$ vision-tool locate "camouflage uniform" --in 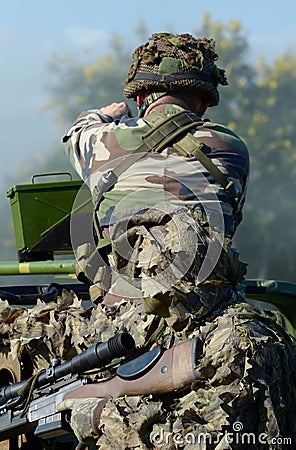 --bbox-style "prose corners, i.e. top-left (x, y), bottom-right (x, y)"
top-left (0, 34), bottom-right (294, 450)
top-left (63, 104), bottom-right (249, 240)
top-left (60, 33), bottom-right (296, 448)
